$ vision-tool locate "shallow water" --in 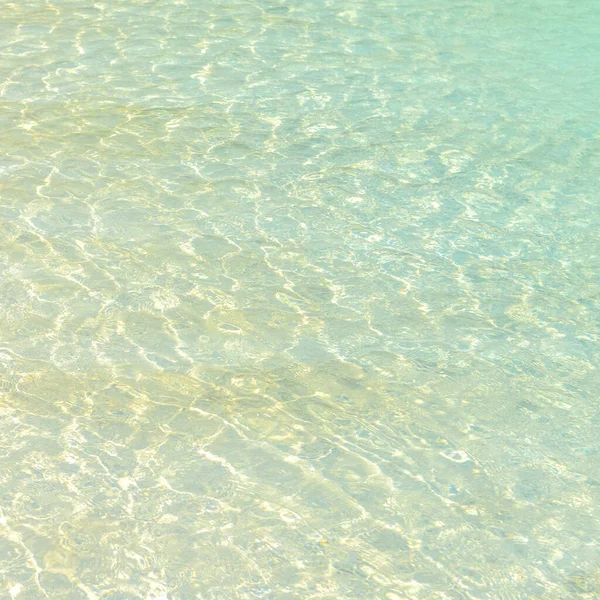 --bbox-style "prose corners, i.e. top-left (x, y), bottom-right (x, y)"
top-left (1, 0), bottom-right (600, 597)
